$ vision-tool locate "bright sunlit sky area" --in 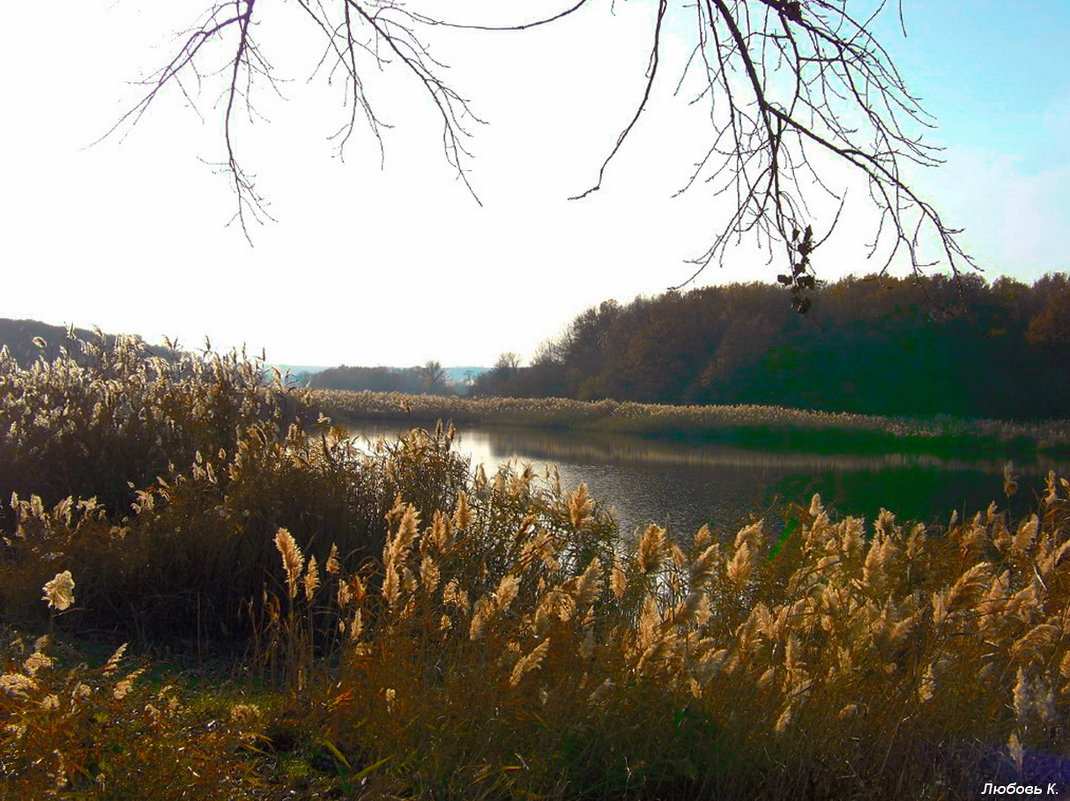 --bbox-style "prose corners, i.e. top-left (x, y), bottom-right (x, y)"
top-left (1, 0), bottom-right (1068, 367)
